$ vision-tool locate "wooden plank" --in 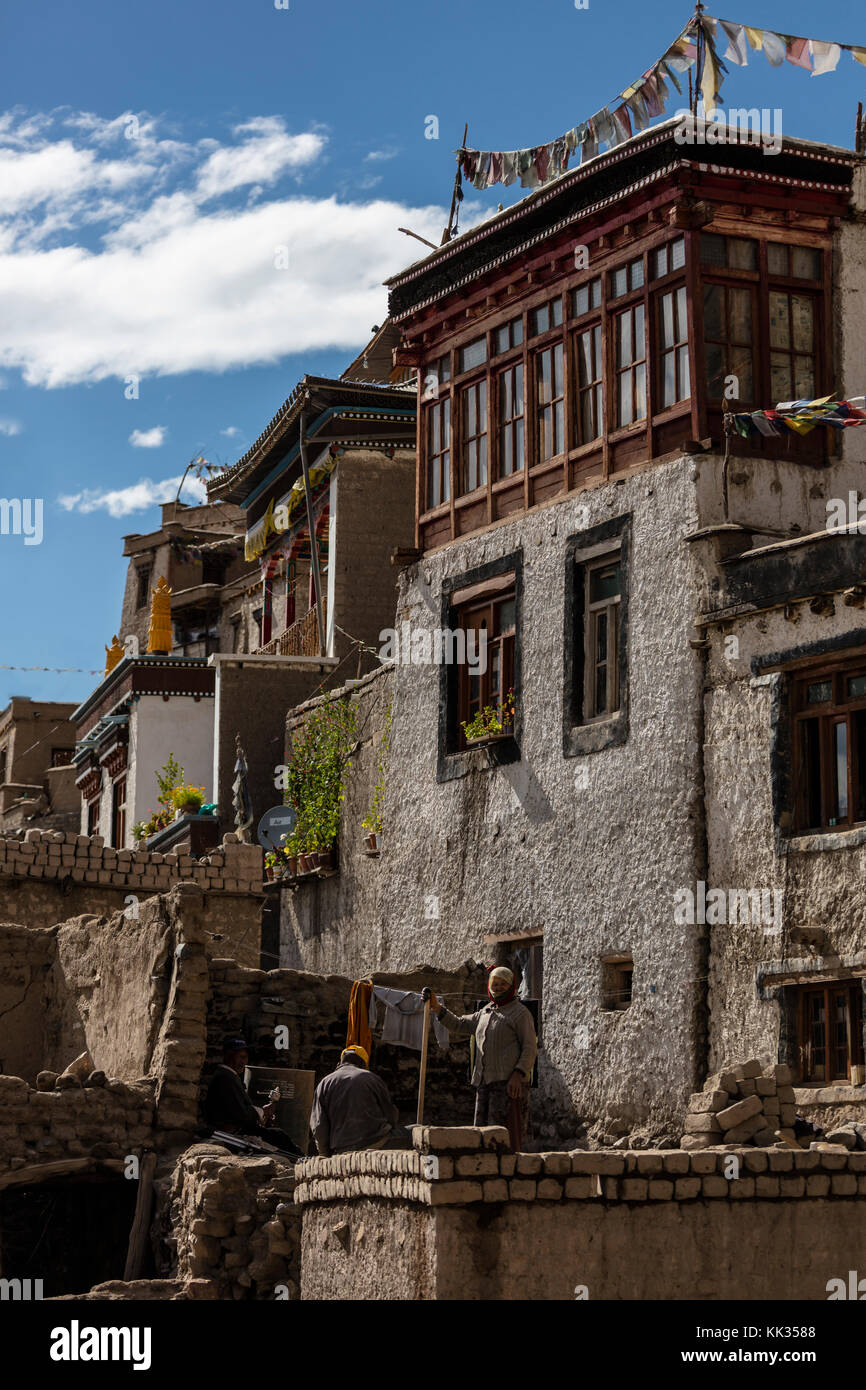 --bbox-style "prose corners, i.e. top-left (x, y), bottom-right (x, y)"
top-left (123, 1151), bottom-right (158, 1281)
